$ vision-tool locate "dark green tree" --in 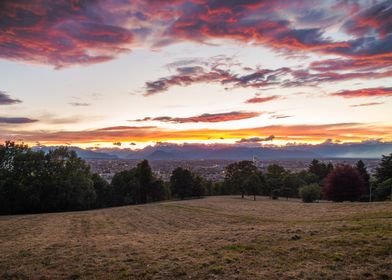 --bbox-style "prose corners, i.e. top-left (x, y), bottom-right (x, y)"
top-left (244, 173), bottom-right (262, 200)
top-left (136, 160), bottom-right (153, 203)
top-left (148, 179), bottom-right (166, 202)
top-left (373, 178), bottom-right (392, 201)
top-left (170, 167), bottom-right (194, 199)
top-left (265, 164), bottom-right (286, 199)
top-left (375, 153), bottom-right (392, 183)
top-left (111, 169), bottom-right (140, 205)
top-left (282, 172), bottom-right (305, 200)
top-left (308, 159), bottom-right (333, 183)
top-left (224, 161), bottom-right (258, 198)
top-left (92, 173), bottom-right (113, 208)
